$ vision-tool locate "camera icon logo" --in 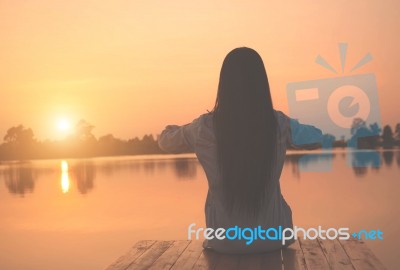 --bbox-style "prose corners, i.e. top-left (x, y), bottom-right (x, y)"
top-left (286, 43), bottom-right (381, 172)
top-left (327, 84), bottom-right (370, 129)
